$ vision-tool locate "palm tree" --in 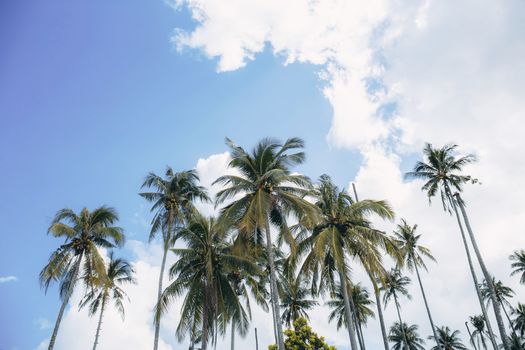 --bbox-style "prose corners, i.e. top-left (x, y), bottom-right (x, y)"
top-left (382, 268), bottom-right (412, 348)
top-left (470, 315), bottom-right (491, 350)
top-left (280, 274), bottom-right (318, 328)
top-left (140, 167), bottom-right (209, 350)
top-left (511, 303), bottom-right (525, 337)
top-left (481, 278), bottom-right (515, 329)
top-left (298, 174), bottom-right (394, 350)
top-left (213, 137), bottom-right (318, 350)
top-left (510, 251), bottom-right (525, 284)
top-left (155, 213), bottom-right (259, 350)
top-left (40, 206), bottom-right (124, 350)
top-left (80, 252), bottom-right (136, 350)
top-left (500, 334), bottom-right (525, 350)
top-left (393, 219), bottom-right (440, 348)
top-left (429, 326), bottom-right (467, 350)
top-left (406, 143), bottom-right (503, 350)
top-left (388, 322), bottom-right (425, 350)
